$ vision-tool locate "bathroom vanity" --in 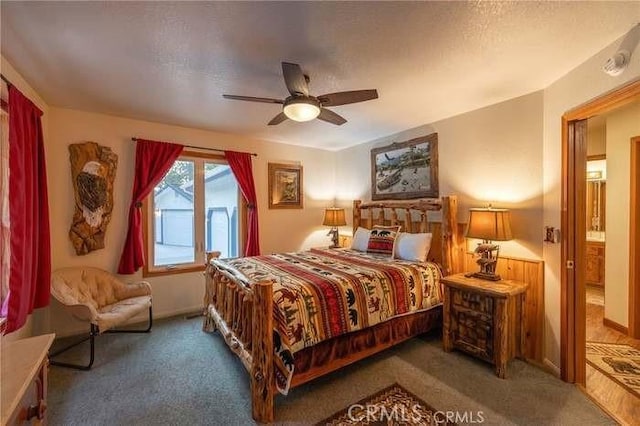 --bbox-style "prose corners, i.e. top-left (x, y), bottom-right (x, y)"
top-left (586, 159), bottom-right (606, 287)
